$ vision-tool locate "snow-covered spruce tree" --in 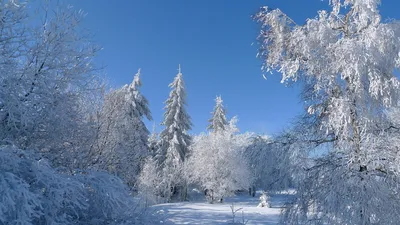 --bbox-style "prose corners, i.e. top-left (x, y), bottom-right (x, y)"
top-left (255, 1), bottom-right (400, 224)
top-left (187, 117), bottom-right (253, 203)
top-left (207, 96), bottom-right (228, 133)
top-left (96, 69), bottom-right (152, 187)
top-left (158, 65), bottom-right (192, 201)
